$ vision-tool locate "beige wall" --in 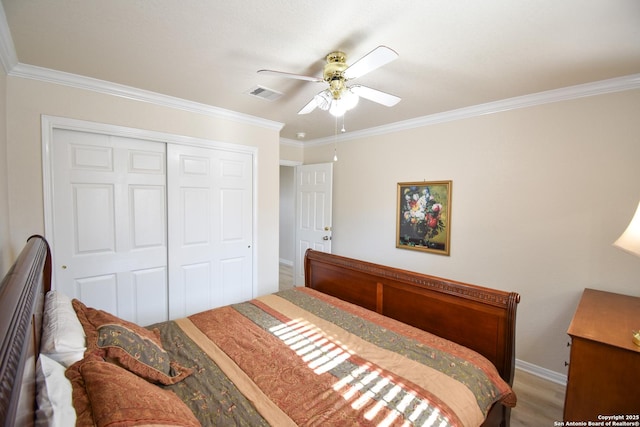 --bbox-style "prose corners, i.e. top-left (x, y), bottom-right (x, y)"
top-left (0, 66), bottom-right (10, 277)
top-left (304, 89), bottom-right (640, 376)
top-left (5, 76), bottom-right (281, 297)
top-left (5, 68), bottom-right (639, 377)
top-left (279, 166), bottom-right (295, 264)
top-left (279, 140), bottom-right (304, 164)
